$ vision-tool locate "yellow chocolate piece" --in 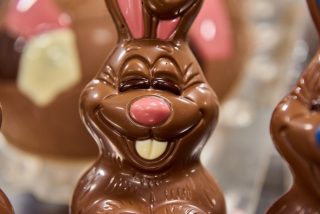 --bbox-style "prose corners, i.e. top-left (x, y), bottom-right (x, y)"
top-left (18, 29), bottom-right (81, 106)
